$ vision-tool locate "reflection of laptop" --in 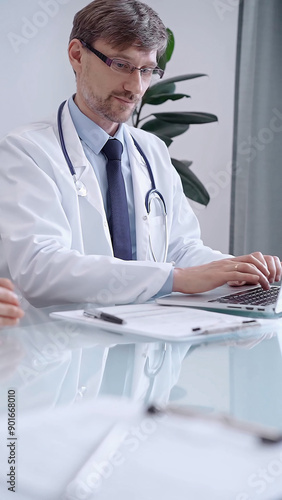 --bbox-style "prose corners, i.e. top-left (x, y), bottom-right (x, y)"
top-left (156, 284), bottom-right (282, 317)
